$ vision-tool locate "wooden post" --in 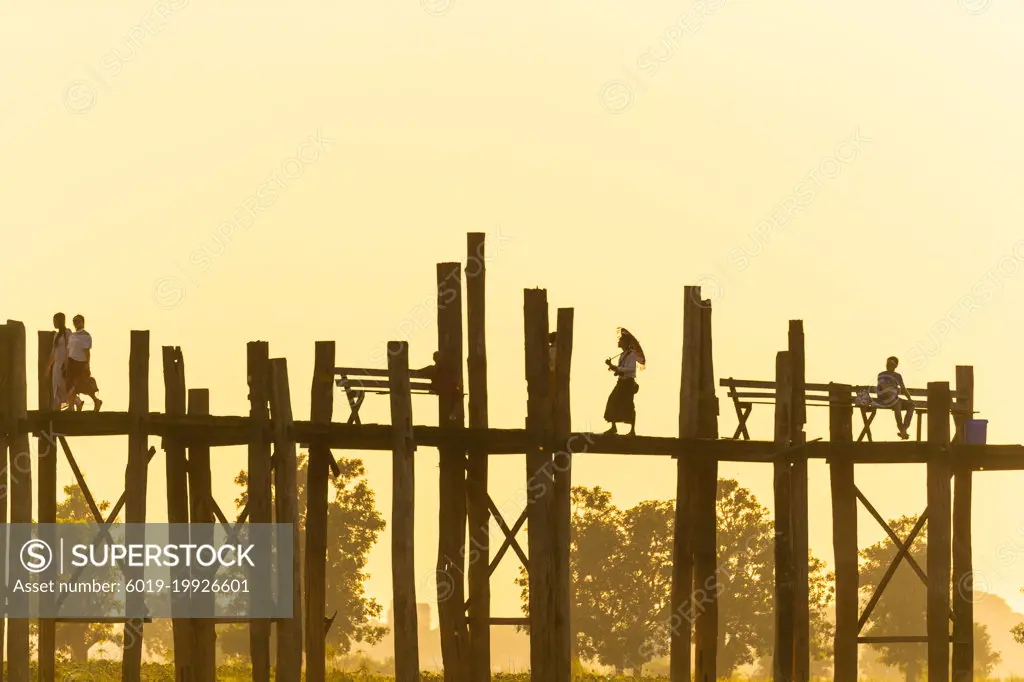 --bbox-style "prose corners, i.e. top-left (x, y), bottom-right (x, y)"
top-left (388, 341), bottom-right (420, 682)
top-left (927, 382), bottom-right (952, 682)
top-left (671, 287), bottom-right (700, 682)
top-left (829, 383), bottom-right (857, 682)
top-left (789, 321), bottom-right (810, 682)
top-left (0, 324), bottom-right (8, 682)
top-left (188, 388), bottom-right (216, 682)
top-left (951, 366), bottom-right (974, 682)
top-left (306, 341), bottom-right (335, 682)
top-left (773, 349), bottom-right (795, 682)
top-left (270, 359), bottom-right (303, 682)
top-left (693, 301), bottom-right (718, 682)
top-left (122, 330), bottom-right (150, 682)
top-left (4, 322), bottom-right (30, 682)
top-left (37, 331), bottom-right (57, 682)
top-left (524, 288), bottom-right (554, 682)
top-left (163, 346), bottom-right (193, 682)
top-left (552, 307), bottom-right (574, 682)
top-left (247, 341), bottom-right (272, 682)
top-left (436, 262), bottom-right (469, 681)
top-left (465, 232), bottom-right (491, 682)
